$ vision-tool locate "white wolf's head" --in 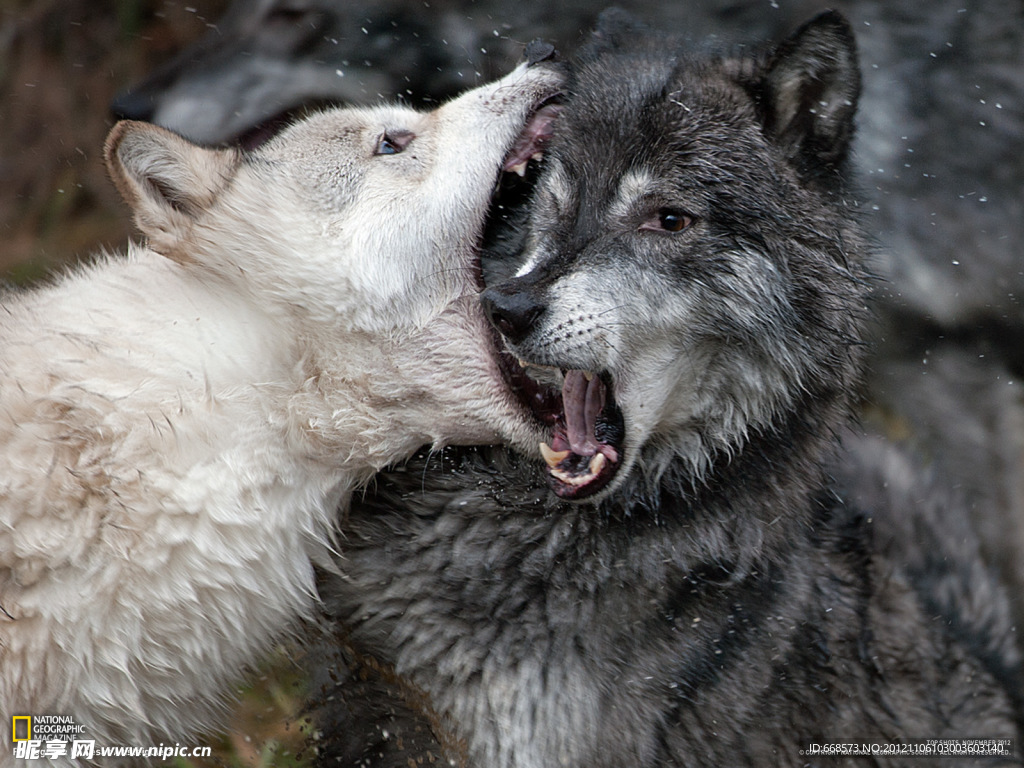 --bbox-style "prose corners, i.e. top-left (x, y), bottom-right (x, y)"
top-left (105, 57), bottom-right (563, 456)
